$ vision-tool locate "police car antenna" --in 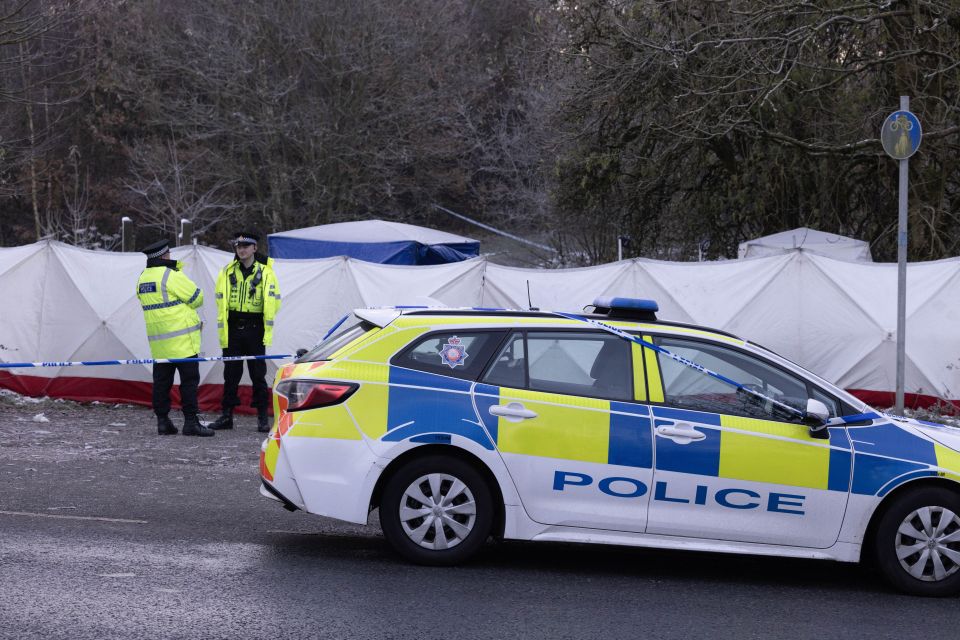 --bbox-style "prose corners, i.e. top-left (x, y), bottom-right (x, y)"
top-left (526, 280), bottom-right (538, 311)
